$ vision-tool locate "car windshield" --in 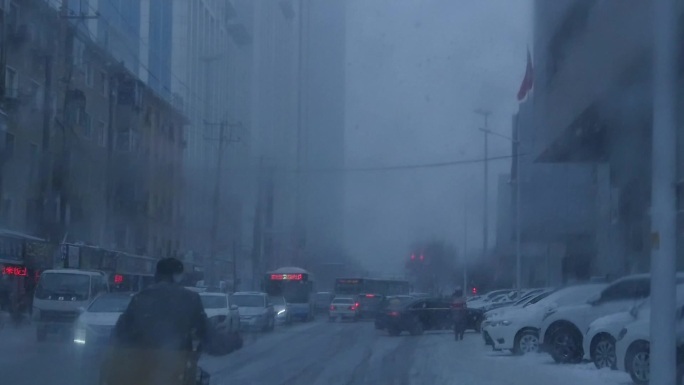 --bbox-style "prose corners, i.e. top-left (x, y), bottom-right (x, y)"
top-left (35, 273), bottom-right (90, 300)
top-left (201, 295), bottom-right (227, 309)
top-left (7, 2), bottom-right (675, 385)
top-left (332, 298), bottom-right (354, 304)
top-left (232, 295), bottom-right (265, 308)
top-left (88, 295), bottom-right (132, 313)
